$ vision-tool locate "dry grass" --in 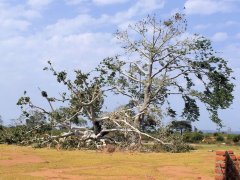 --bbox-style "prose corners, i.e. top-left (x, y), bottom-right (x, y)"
top-left (0, 144), bottom-right (240, 179)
